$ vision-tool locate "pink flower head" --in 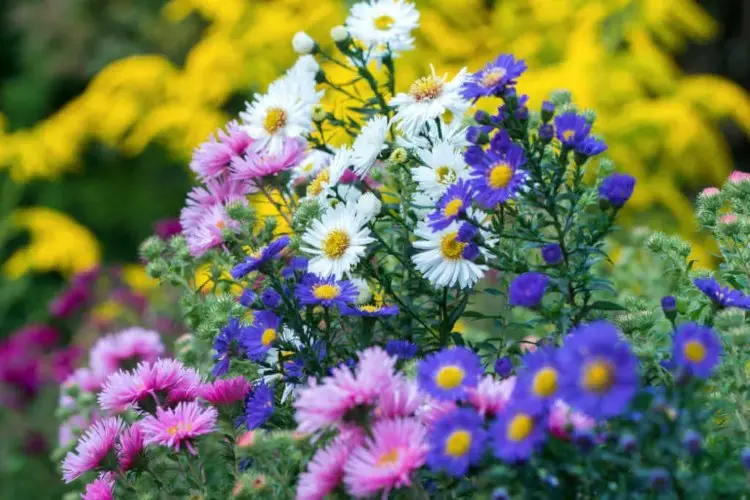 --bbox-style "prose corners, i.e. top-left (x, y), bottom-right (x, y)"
top-left (720, 213), bottom-right (738, 225)
top-left (343, 418), bottom-right (428, 497)
top-left (11, 324), bottom-right (60, 350)
top-left (231, 137), bottom-right (307, 180)
top-left (374, 377), bottom-right (423, 420)
top-left (165, 365), bottom-right (203, 406)
top-left (61, 417), bottom-right (124, 482)
top-left (50, 347), bottom-right (82, 383)
top-left (90, 328), bottom-right (165, 377)
top-left (153, 218), bottom-right (182, 240)
top-left (98, 359), bottom-right (193, 413)
top-left (467, 375), bottom-right (516, 418)
top-left (237, 430), bottom-right (257, 448)
top-left (65, 367), bottom-right (105, 394)
top-left (547, 399), bottom-right (596, 440)
top-left (699, 187), bottom-right (720, 198)
top-left (728, 170), bottom-right (750, 184)
top-left (49, 285), bottom-right (89, 318)
top-left (82, 472), bottom-right (115, 500)
top-left (141, 401), bottom-right (218, 454)
top-left (117, 423), bottom-right (145, 471)
top-left (198, 376), bottom-right (251, 406)
top-left (191, 121), bottom-right (253, 179)
top-left (415, 398), bottom-right (457, 428)
top-left (297, 429), bottom-right (365, 500)
top-left (182, 203), bottom-right (242, 257)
